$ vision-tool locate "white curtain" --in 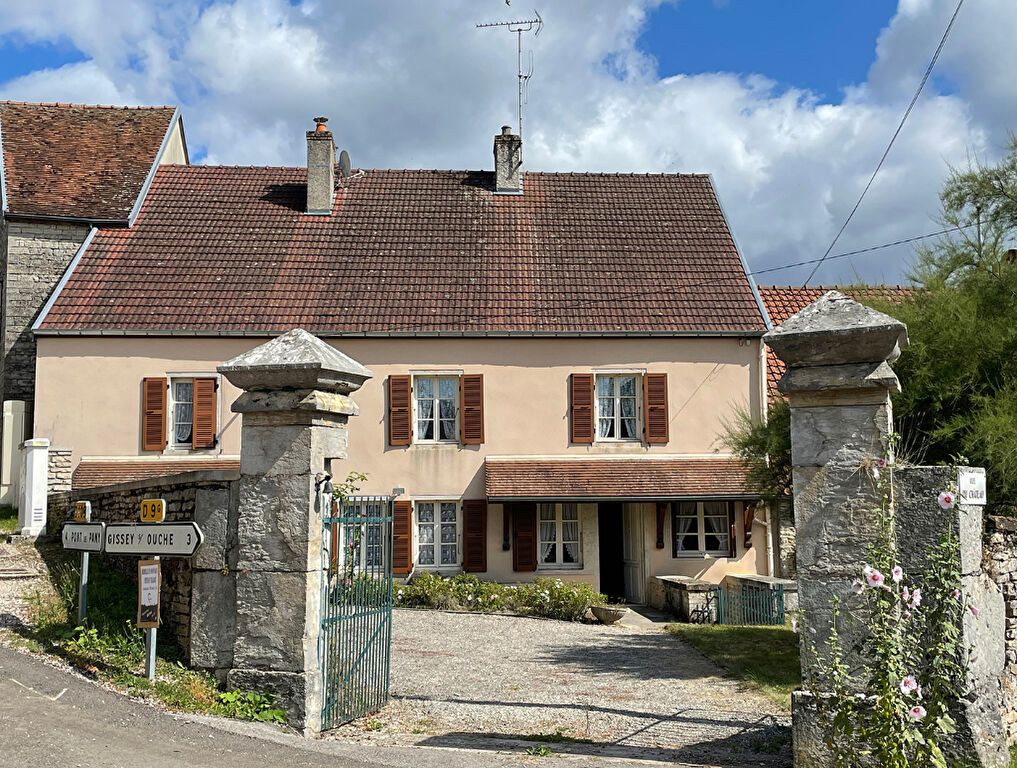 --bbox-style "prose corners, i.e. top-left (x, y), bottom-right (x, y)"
top-left (173, 381), bottom-right (193, 444)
